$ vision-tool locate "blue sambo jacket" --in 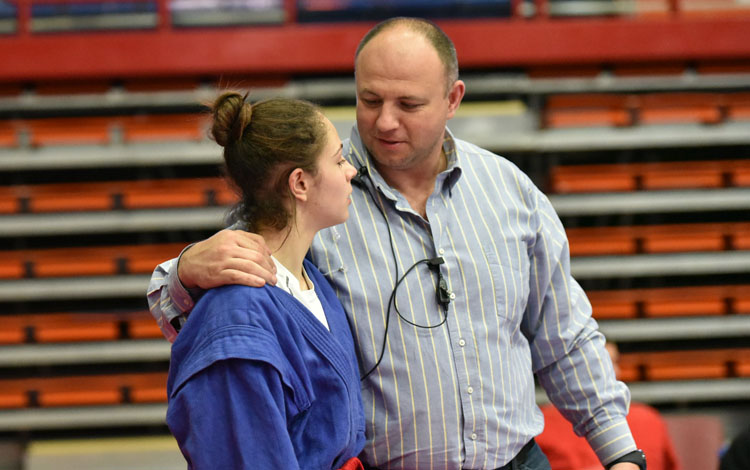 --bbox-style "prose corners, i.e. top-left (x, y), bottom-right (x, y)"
top-left (166, 259), bottom-right (366, 469)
